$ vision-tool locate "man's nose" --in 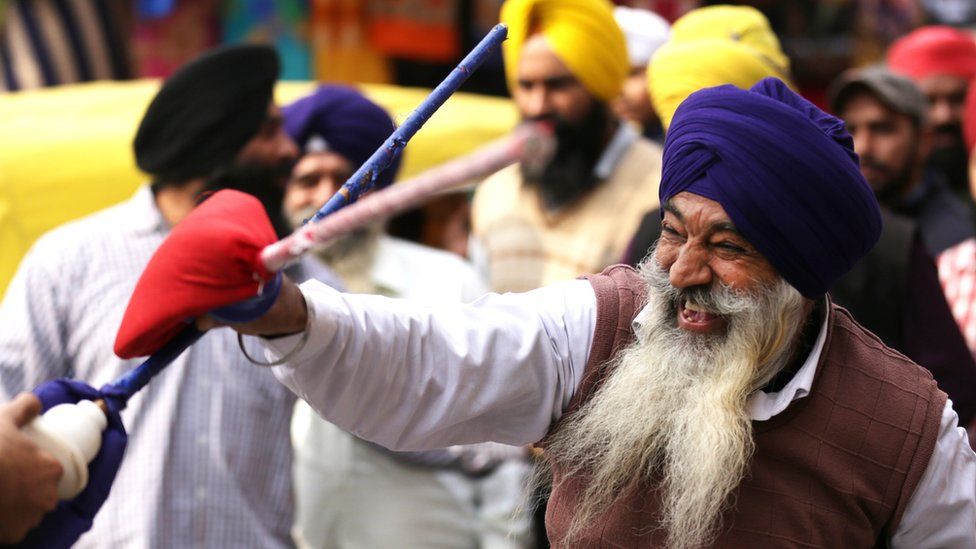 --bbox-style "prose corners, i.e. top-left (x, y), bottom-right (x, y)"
top-left (668, 245), bottom-right (713, 289)
top-left (522, 86), bottom-right (553, 120)
top-left (929, 99), bottom-right (954, 127)
top-left (851, 130), bottom-right (871, 158)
